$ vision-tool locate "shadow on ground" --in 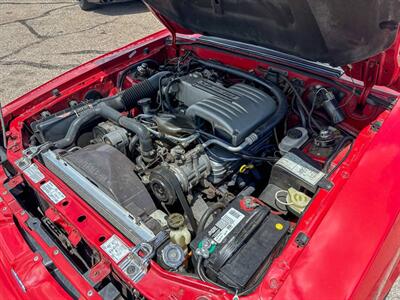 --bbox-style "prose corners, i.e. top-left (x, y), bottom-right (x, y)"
top-left (91, 1), bottom-right (147, 16)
